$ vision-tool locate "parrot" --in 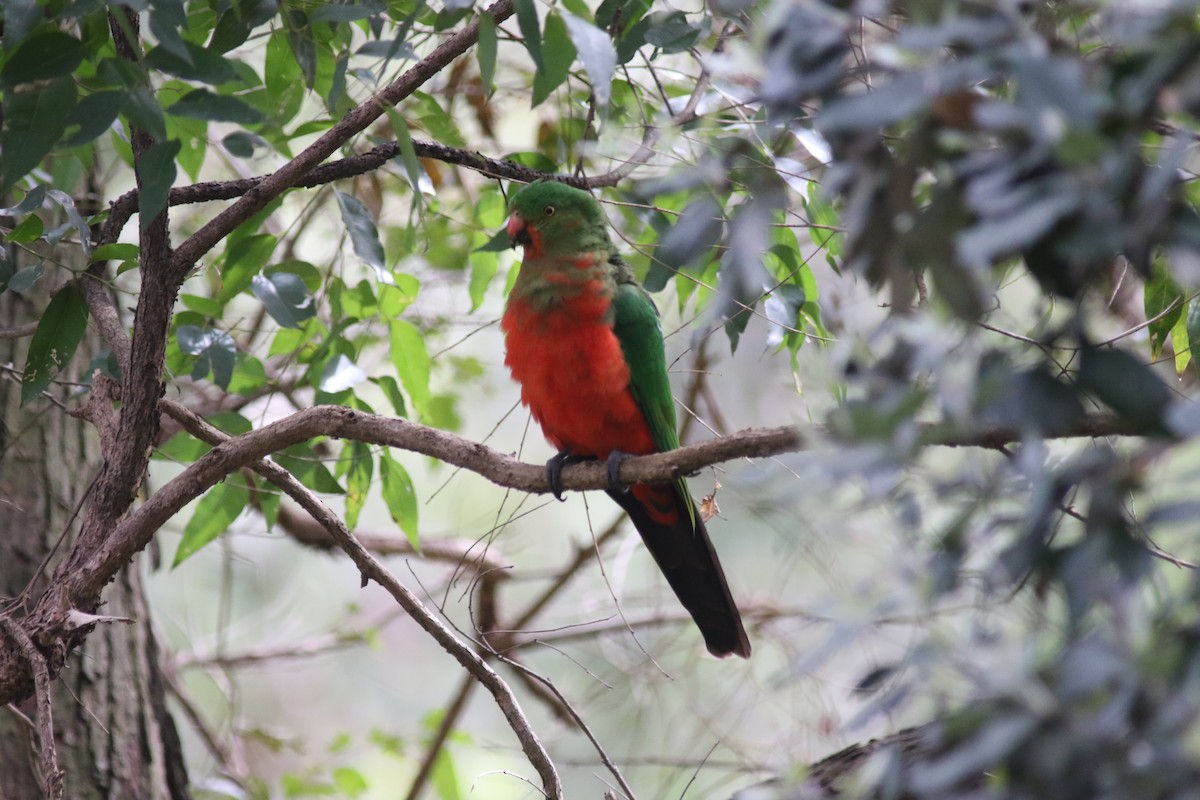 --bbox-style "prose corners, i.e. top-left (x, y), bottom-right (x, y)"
top-left (500, 180), bottom-right (751, 659)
